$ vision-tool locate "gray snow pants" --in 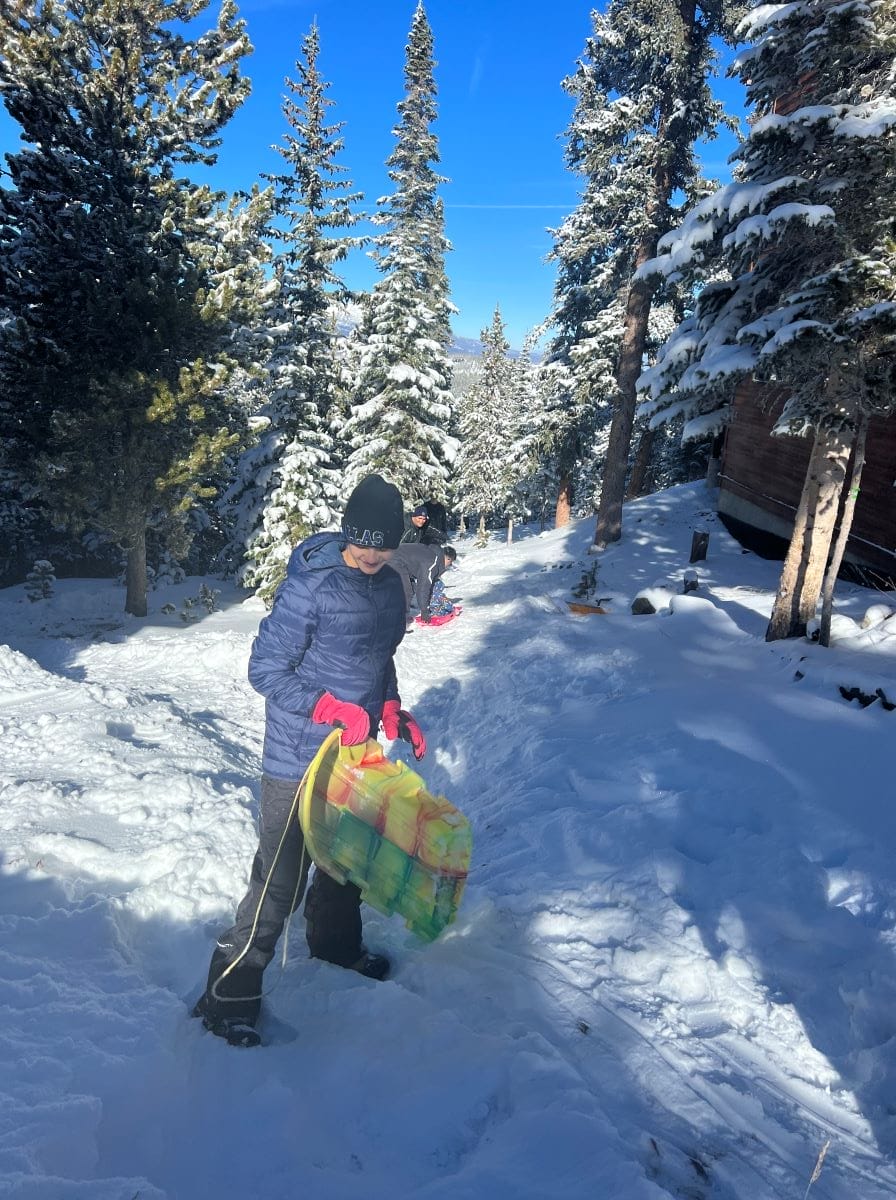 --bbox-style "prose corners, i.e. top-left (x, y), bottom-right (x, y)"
top-left (201, 774), bottom-right (363, 1025)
